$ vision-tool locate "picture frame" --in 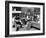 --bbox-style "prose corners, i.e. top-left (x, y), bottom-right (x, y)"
top-left (5, 1), bottom-right (45, 37)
